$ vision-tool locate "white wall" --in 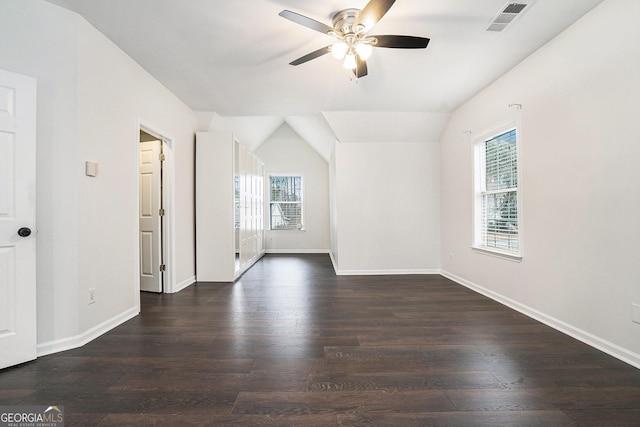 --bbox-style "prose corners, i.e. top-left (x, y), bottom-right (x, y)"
top-left (75, 17), bottom-right (197, 331)
top-left (440, 0), bottom-right (640, 366)
top-left (0, 0), bottom-right (198, 353)
top-left (333, 142), bottom-right (441, 274)
top-left (256, 124), bottom-right (330, 252)
top-left (1, 0), bottom-right (82, 345)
